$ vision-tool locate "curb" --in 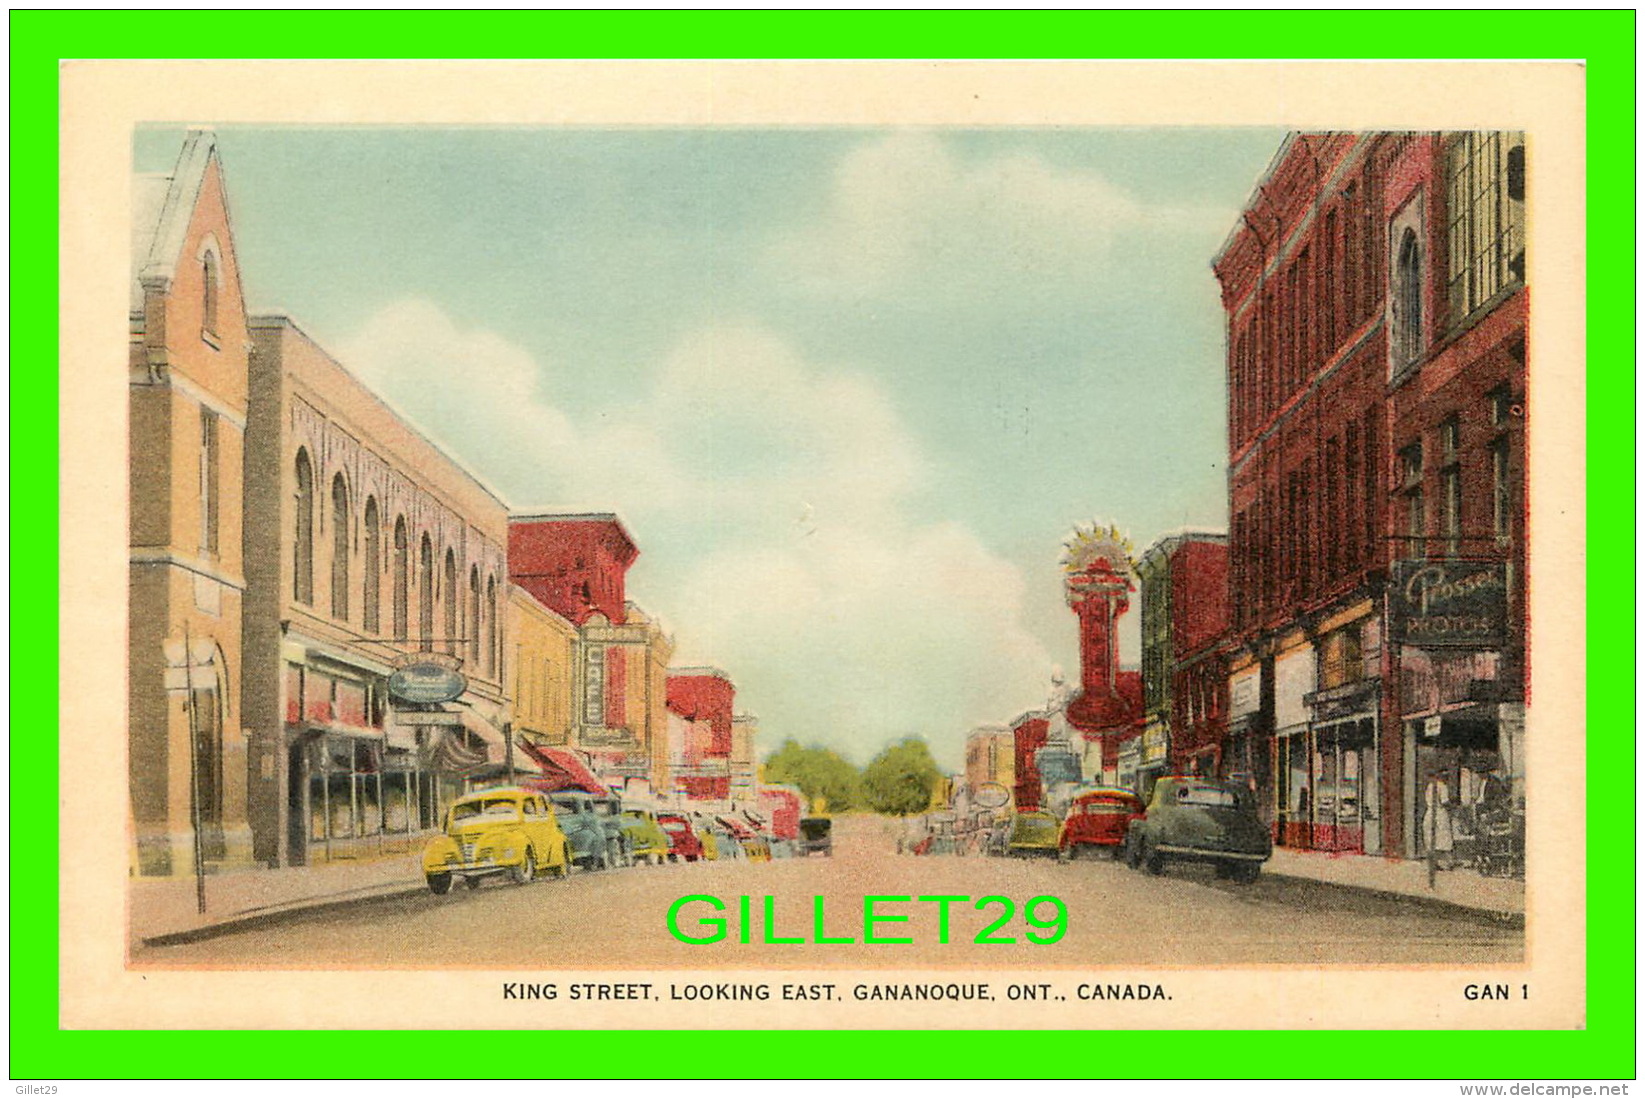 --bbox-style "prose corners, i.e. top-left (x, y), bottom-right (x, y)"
top-left (139, 879), bottom-right (429, 948)
top-left (1259, 867), bottom-right (1525, 926)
